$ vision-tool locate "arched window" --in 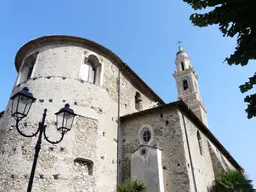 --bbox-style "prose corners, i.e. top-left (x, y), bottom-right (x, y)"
top-left (79, 54), bottom-right (101, 85)
top-left (18, 52), bottom-right (38, 84)
top-left (183, 80), bottom-right (188, 90)
top-left (135, 92), bottom-right (143, 111)
top-left (197, 131), bottom-right (203, 155)
top-left (181, 62), bottom-right (185, 71)
top-left (87, 59), bottom-right (97, 84)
